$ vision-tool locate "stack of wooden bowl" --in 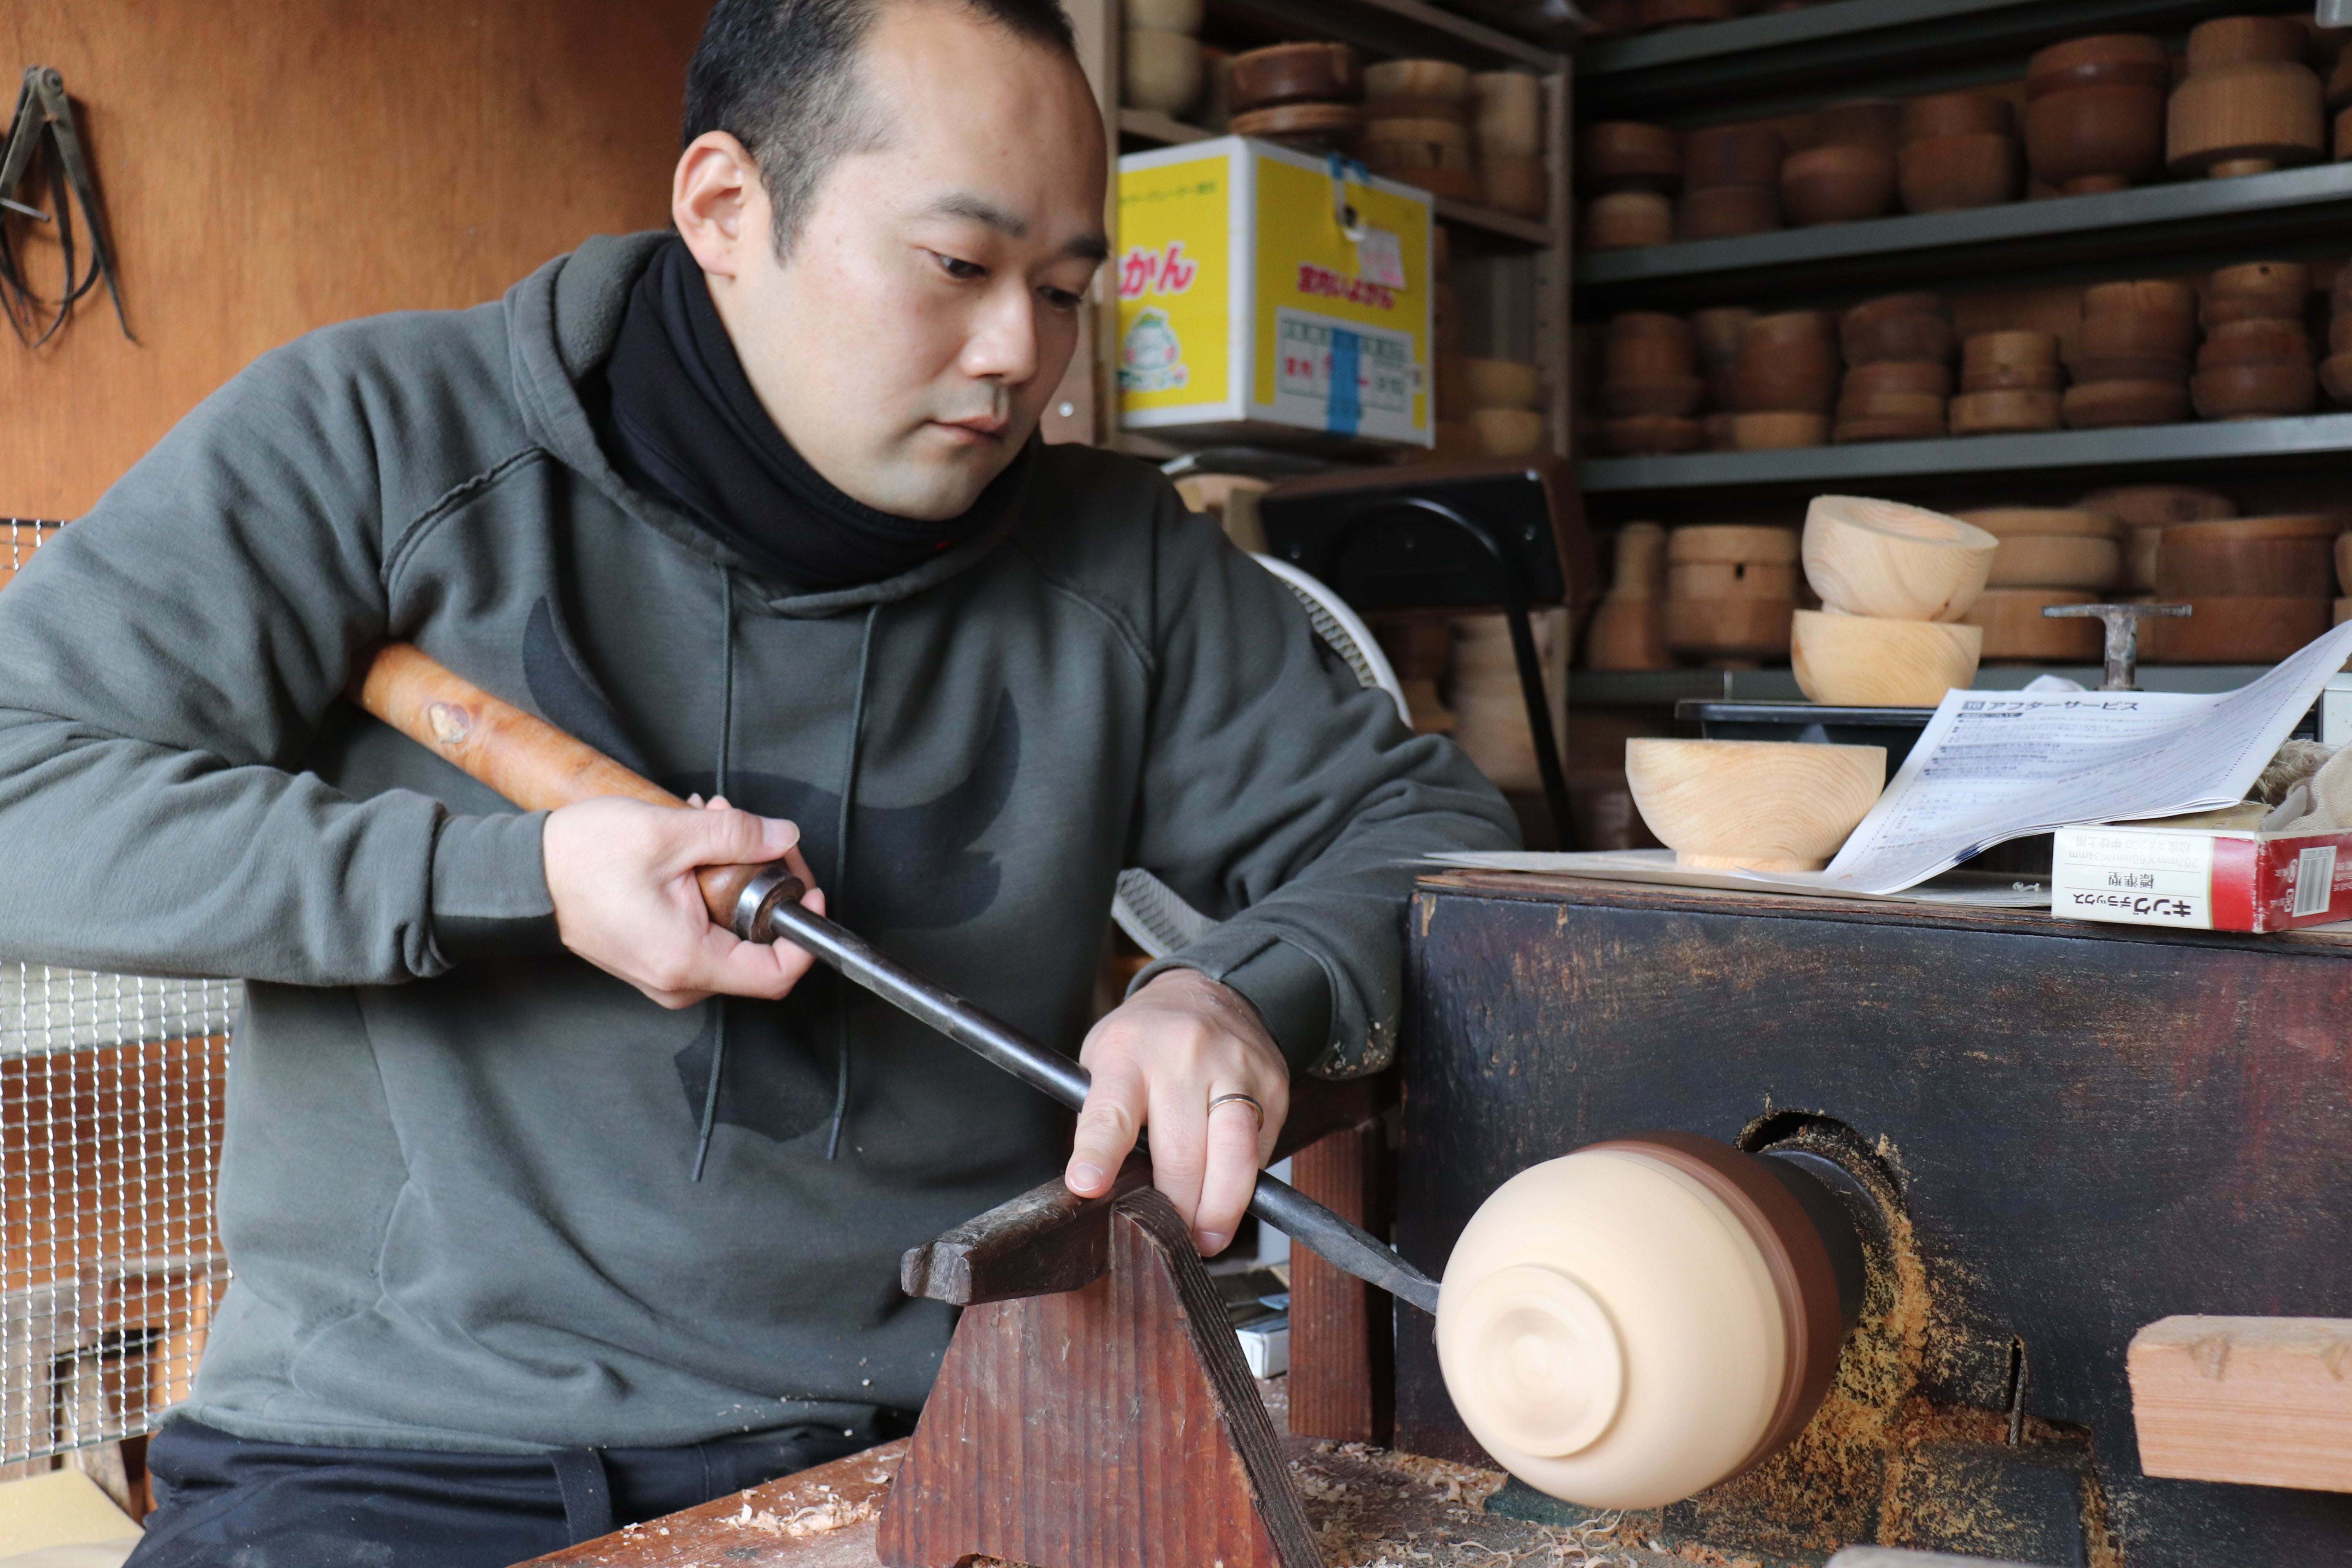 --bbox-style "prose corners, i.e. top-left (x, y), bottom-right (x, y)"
top-left (1728, 311), bottom-right (1836, 449)
top-left (1898, 91), bottom-right (2018, 214)
top-left (1781, 100), bottom-right (1900, 226)
top-left (1794, 497), bottom-right (1995, 704)
top-left (2078, 483), bottom-right (2237, 593)
top-left (1464, 357), bottom-right (1545, 456)
top-left (1664, 524), bottom-right (1801, 667)
top-left (2167, 16), bottom-right (2324, 180)
top-left (1229, 42), bottom-right (1364, 151)
top-left (1472, 71), bottom-right (1546, 218)
top-left (1448, 607), bottom-right (1569, 790)
top-left (2193, 261), bottom-right (2316, 421)
top-left (2322, 264), bottom-right (2352, 405)
top-left (2063, 279), bottom-right (2197, 428)
top-left (2024, 33), bottom-right (2169, 196)
top-left (1953, 331), bottom-right (2064, 434)
top-left (1599, 312), bottom-right (1704, 456)
top-left (1835, 292), bottom-right (1952, 443)
top-left (1679, 125), bottom-right (1784, 241)
top-left (1584, 522), bottom-right (1672, 671)
top-left (1578, 122), bottom-right (1677, 250)
top-left (2147, 515), bottom-right (2342, 663)
top-left (1955, 507), bottom-right (2121, 662)
top-left (1122, 0), bottom-right (1206, 120)
top-left (1360, 59), bottom-right (1477, 202)
top-left (1691, 307), bottom-right (1754, 445)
